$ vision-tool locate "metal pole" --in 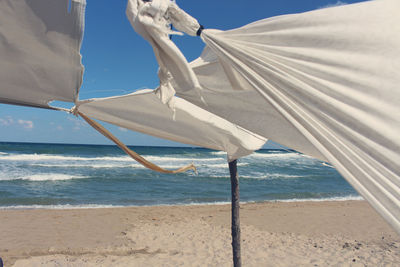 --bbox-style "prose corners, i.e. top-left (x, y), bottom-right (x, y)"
top-left (229, 159), bottom-right (241, 267)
